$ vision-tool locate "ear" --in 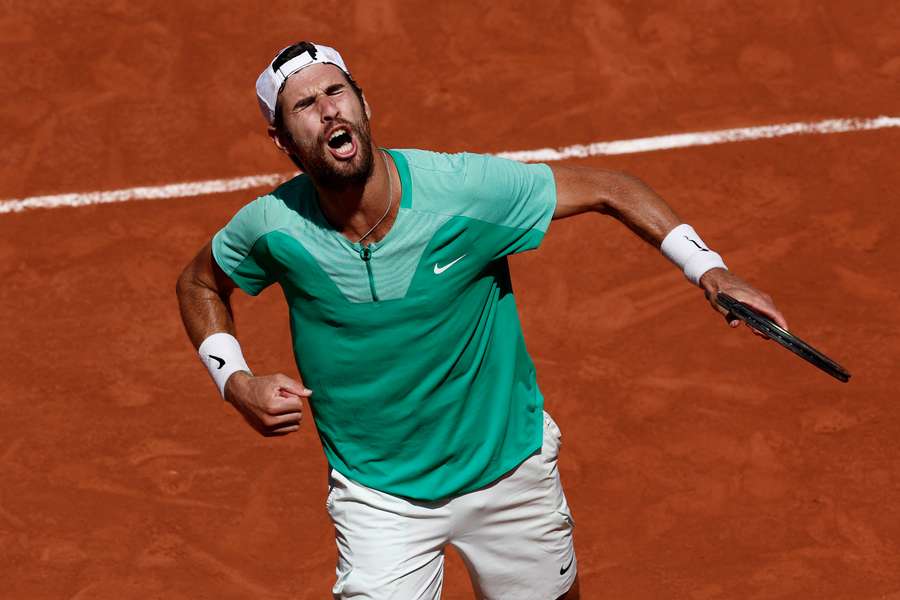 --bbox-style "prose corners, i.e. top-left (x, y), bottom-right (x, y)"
top-left (363, 95), bottom-right (372, 120)
top-left (267, 125), bottom-right (293, 156)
